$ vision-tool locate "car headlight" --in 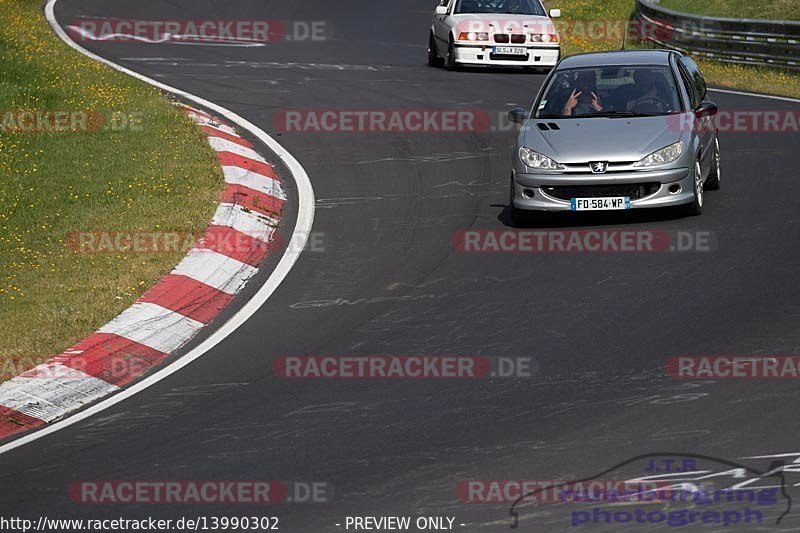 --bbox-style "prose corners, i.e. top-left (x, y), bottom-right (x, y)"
top-left (519, 147), bottom-right (564, 170)
top-left (458, 32), bottom-right (489, 41)
top-left (635, 142), bottom-right (684, 168)
top-left (530, 33), bottom-right (559, 43)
